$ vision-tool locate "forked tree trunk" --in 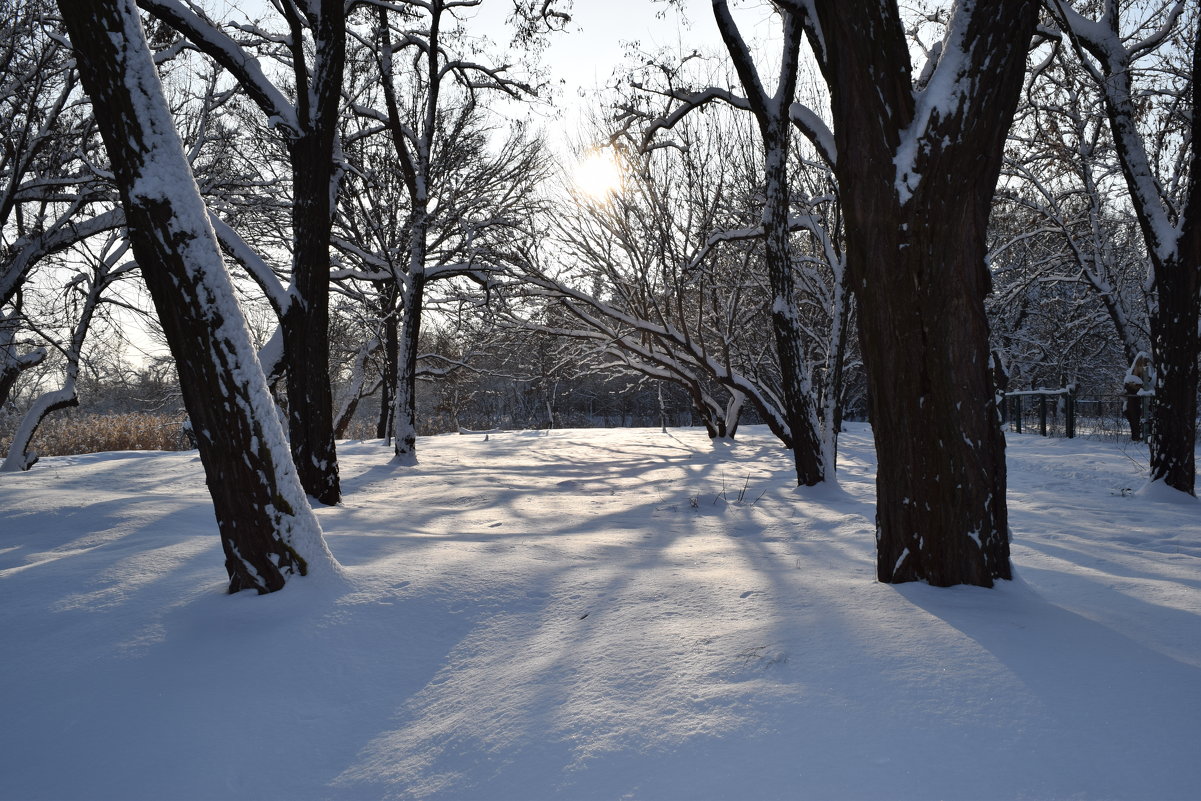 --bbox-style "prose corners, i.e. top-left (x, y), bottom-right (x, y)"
top-left (1053, 1), bottom-right (1201, 493)
top-left (58, 0), bottom-right (336, 593)
top-left (135, 0), bottom-right (347, 505)
top-left (811, 0), bottom-right (1039, 586)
